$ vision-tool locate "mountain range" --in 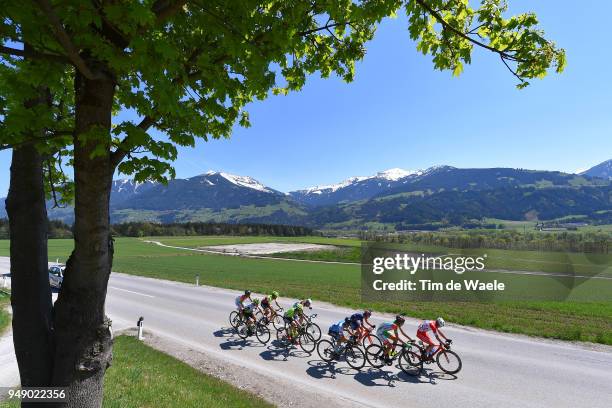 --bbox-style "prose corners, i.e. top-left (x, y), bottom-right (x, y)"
top-left (1, 160), bottom-right (611, 230)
